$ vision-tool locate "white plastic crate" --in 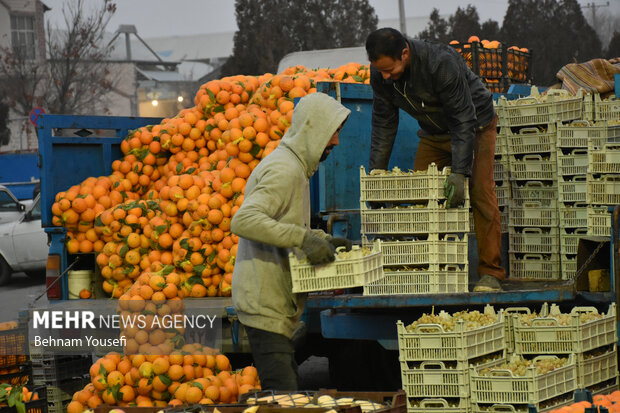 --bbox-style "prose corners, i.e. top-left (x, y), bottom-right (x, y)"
top-left (558, 203), bottom-right (588, 229)
top-left (510, 155), bottom-right (557, 181)
top-left (469, 354), bottom-right (577, 405)
top-left (289, 242), bottom-right (384, 293)
top-left (497, 89), bottom-right (583, 127)
top-left (508, 228), bottom-right (559, 255)
top-left (557, 119), bottom-right (620, 148)
top-left (577, 345), bottom-right (618, 389)
top-left (587, 206), bottom-right (611, 237)
top-left (559, 228), bottom-right (588, 256)
top-left (496, 128), bottom-right (507, 157)
top-left (363, 265), bottom-right (468, 295)
top-left (512, 303), bottom-right (617, 355)
top-left (360, 202), bottom-right (470, 236)
top-left (397, 306), bottom-right (505, 362)
top-left (591, 376), bottom-right (620, 396)
top-left (359, 164), bottom-right (467, 203)
top-left (561, 255), bottom-right (577, 280)
top-left (507, 125), bottom-right (556, 155)
top-left (494, 159), bottom-right (510, 182)
top-left (495, 184), bottom-right (510, 208)
top-left (593, 94), bottom-right (620, 121)
top-left (557, 149), bottom-right (588, 176)
top-left (587, 174), bottom-right (620, 205)
top-left (509, 202), bottom-right (558, 228)
top-left (588, 143), bottom-right (620, 174)
top-left (558, 176), bottom-right (587, 203)
top-left (501, 209), bottom-right (509, 234)
top-left (504, 307), bottom-right (531, 354)
top-left (407, 398), bottom-right (471, 413)
top-left (510, 181), bottom-right (557, 205)
top-left (509, 253), bottom-right (561, 281)
top-left (400, 355), bottom-right (502, 399)
top-left (471, 399), bottom-right (574, 413)
top-left (372, 235), bottom-right (468, 267)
